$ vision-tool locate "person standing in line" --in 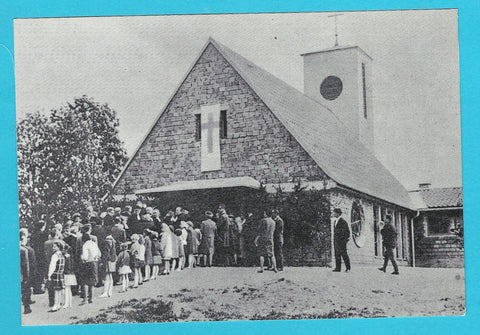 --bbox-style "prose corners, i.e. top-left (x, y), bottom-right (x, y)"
top-left (100, 235), bottom-right (117, 297)
top-left (378, 214), bottom-right (400, 275)
top-left (30, 220), bottom-right (48, 295)
top-left (254, 210), bottom-right (277, 273)
top-left (272, 210), bottom-right (284, 271)
top-left (44, 228), bottom-right (66, 307)
top-left (62, 244), bottom-right (76, 309)
top-left (143, 229), bottom-right (153, 281)
top-left (332, 208), bottom-right (351, 273)
top-left (217, 204), bottom-right (235, 266)
top-left (159, 223), bottom-right (175, 275)
top-left (117, 243), bottom-right (132, 292)
top-left (80, 233), bottom-right (101, 304)
top-left (20, 230), bottom-right (33, 314)
top-left (150, 231), bottom-right (162, 279)
top-left (200, 211), bottom-right (217, 267)
top-left (186, 221), bottom-right (200, 269)
top-left (47, 242), bottom-right (65, 312)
